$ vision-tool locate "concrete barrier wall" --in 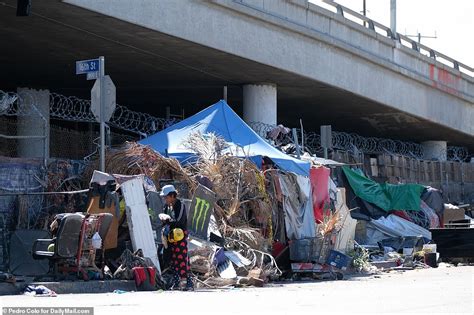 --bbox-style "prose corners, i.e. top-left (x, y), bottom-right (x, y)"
top-left (238, 0), bottom-right (474, 99)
